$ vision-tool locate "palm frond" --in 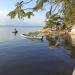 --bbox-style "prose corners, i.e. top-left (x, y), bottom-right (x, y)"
top-left (8, 1), bottom-right (26, 19)
top-left (33, 0), bottom-right (48, 11)
top-left (25, 12), bottom-right (34, 18)
top-left (8, 10), bottom-right (17, 19)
